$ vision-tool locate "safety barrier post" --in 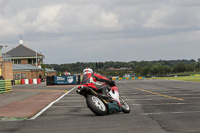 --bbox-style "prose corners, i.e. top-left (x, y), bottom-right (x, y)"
top-left (0, 80), bottom-right (5, 93)
top-left (112, 78), bottom-right (116, 80)
top-left (5, 80), bottom-right (12, 92)
top-left (37, 78), bottom-right (41, 84)
top-left (0, 80), bottom-right (12, 93)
